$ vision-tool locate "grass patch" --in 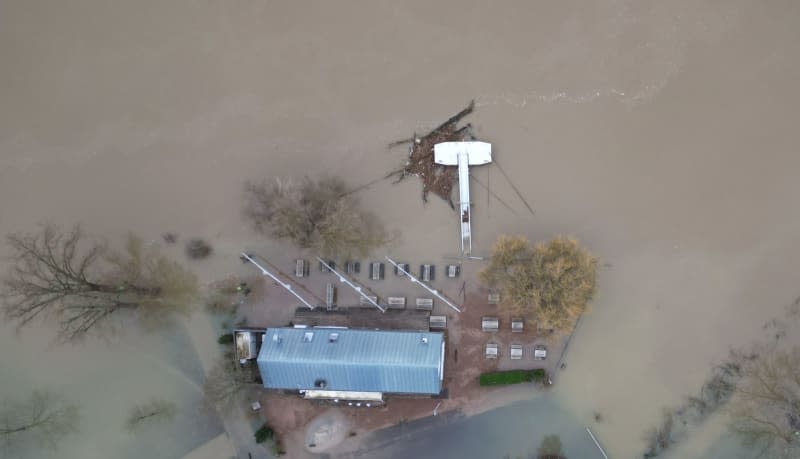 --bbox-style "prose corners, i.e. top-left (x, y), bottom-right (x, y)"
top-left (479, 369), bottom-right (546, 386)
